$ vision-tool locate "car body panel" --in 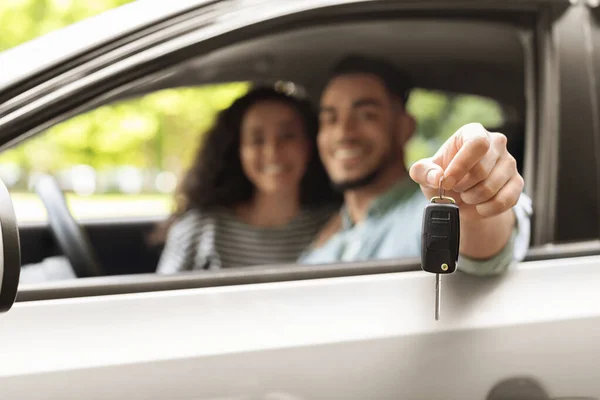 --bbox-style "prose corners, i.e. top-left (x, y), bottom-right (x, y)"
top-left (0, 0), bottom-right (599, 397)
top-left (1, 256), bottom-right (600, 398)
